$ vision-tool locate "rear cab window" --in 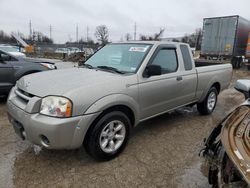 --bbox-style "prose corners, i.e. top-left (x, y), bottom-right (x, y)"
top-left (180, 45), bottom-right (193, 71)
